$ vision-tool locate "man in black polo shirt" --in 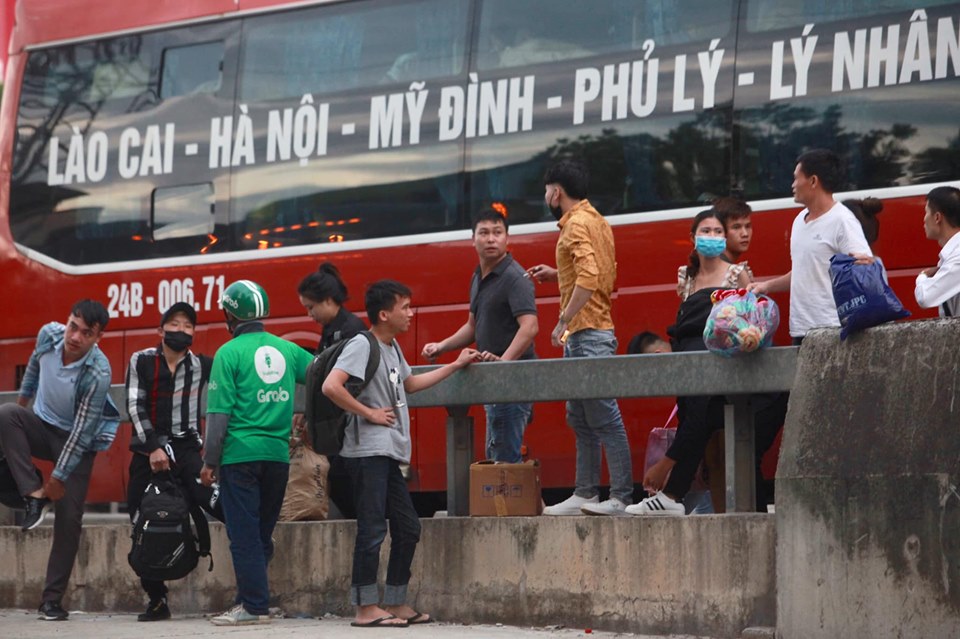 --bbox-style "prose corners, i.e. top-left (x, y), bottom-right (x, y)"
top-left (422, 209), bottom-right (538, 462)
